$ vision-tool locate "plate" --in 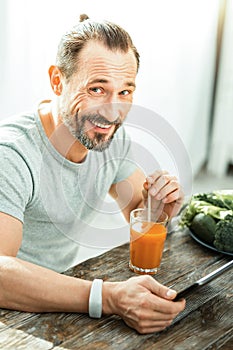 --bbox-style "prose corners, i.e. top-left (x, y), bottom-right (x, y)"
top-left (189, 229), bottom-right (233, 257)
top-left (185, 189), bottom-right (233, 256)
